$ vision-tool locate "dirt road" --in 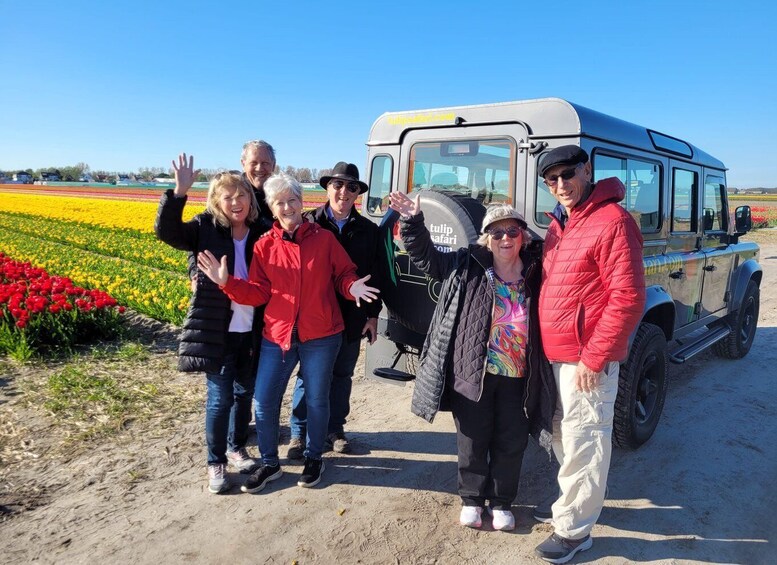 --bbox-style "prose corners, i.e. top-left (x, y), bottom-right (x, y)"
top-left (1, 235), bottom-right (775, 564)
